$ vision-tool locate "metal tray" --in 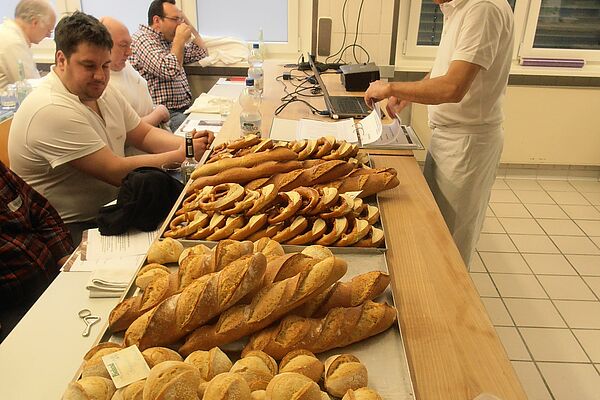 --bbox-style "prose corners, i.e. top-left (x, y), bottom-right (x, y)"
top-left (94, 250), bottom-right (414, 400)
